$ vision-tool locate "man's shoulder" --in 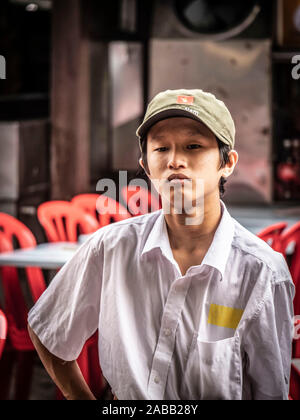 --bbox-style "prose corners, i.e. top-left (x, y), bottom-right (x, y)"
top-left (231, 218), bottom-right (290, 281)
top-left (89, 210), bottom-right (162, 248)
